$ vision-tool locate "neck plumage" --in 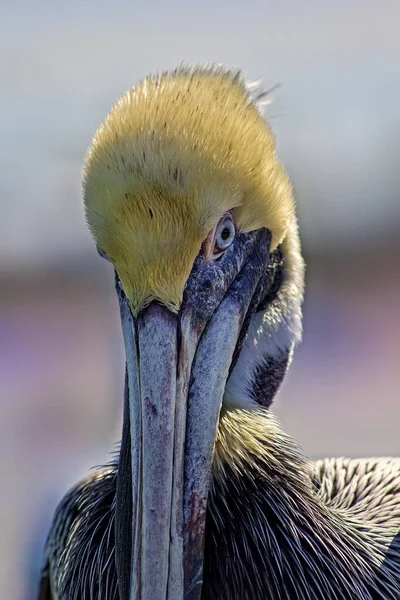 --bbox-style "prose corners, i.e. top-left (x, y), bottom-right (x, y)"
top-left (203, 408), bottom-right (399, 600)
